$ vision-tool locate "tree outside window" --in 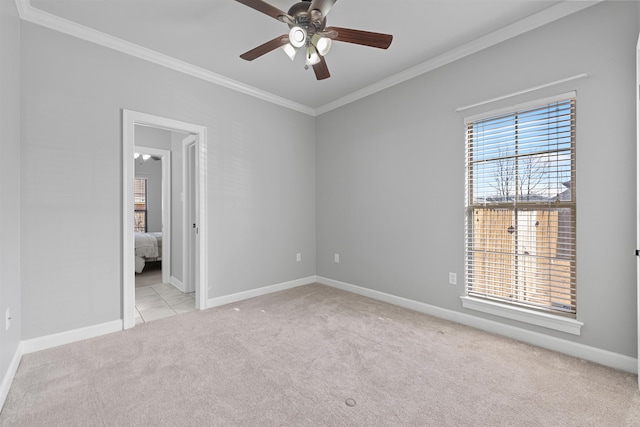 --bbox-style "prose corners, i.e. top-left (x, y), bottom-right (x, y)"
top-left (465, 96), bottom-right (576, 316)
